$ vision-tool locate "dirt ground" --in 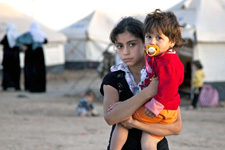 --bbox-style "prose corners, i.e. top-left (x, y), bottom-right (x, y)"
top-left (0, 69), bottom-right (225, 150)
